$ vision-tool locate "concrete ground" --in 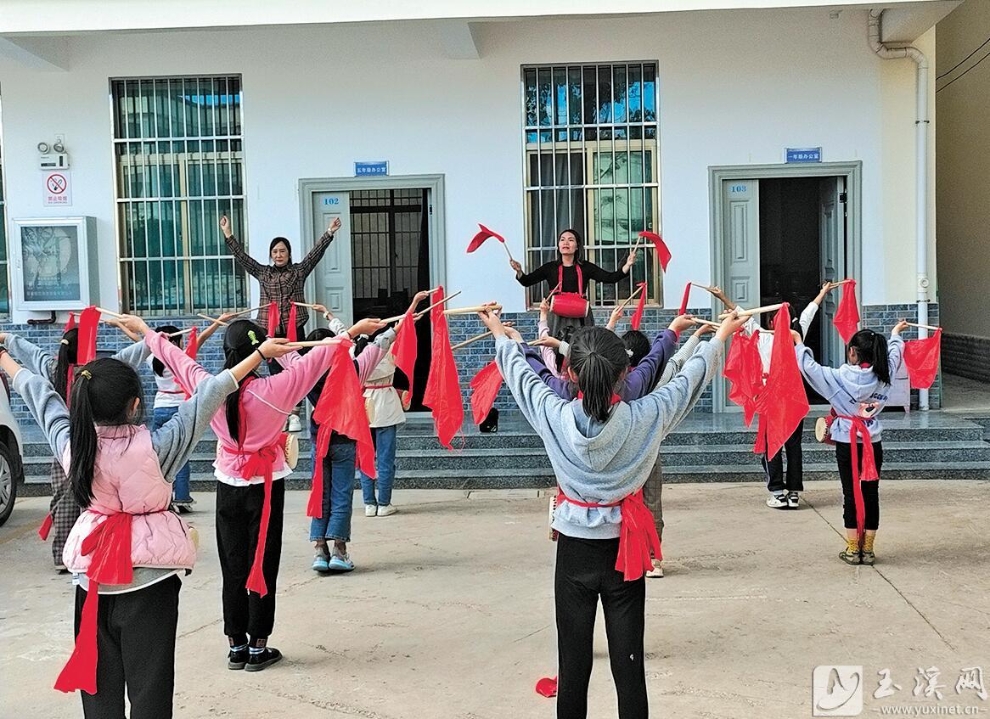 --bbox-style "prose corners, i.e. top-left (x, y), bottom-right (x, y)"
top-left (942, 372), bottom-right (990, 413)
top-left (1, 481), bottom-right (989, 718)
